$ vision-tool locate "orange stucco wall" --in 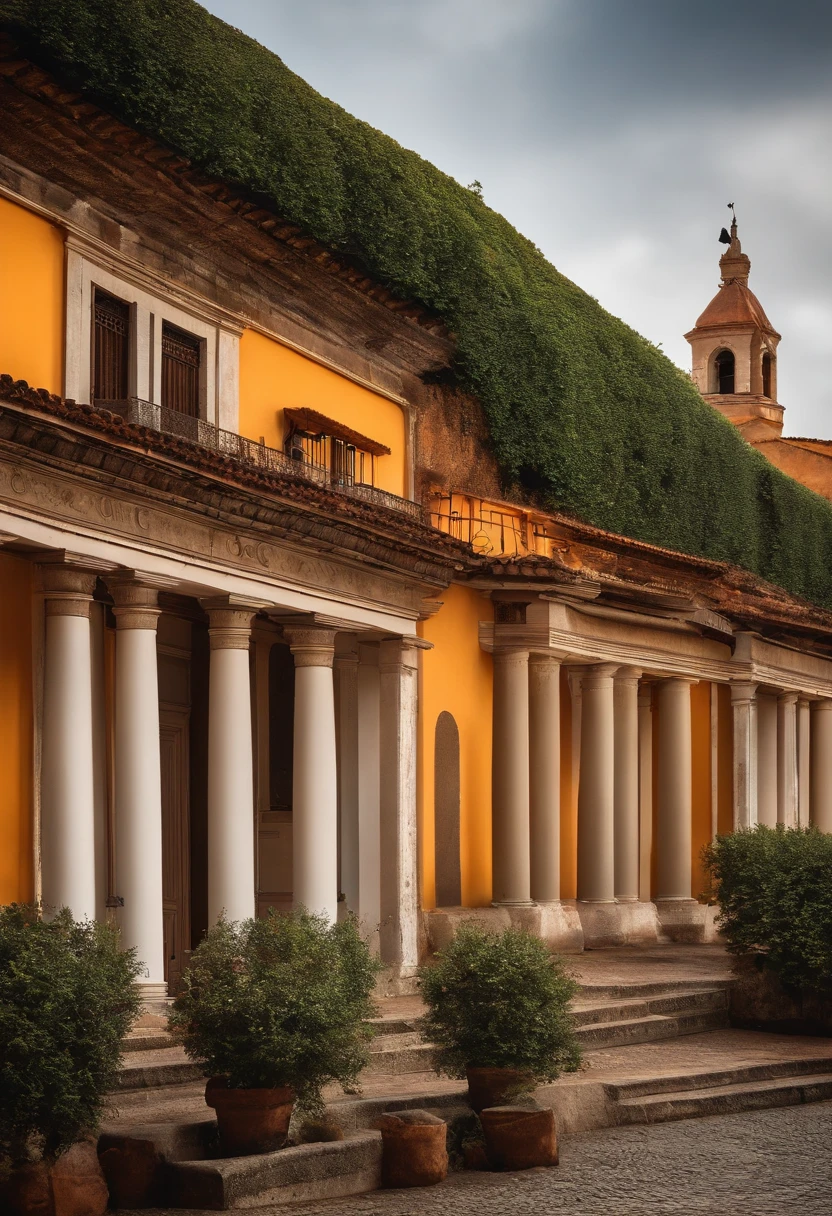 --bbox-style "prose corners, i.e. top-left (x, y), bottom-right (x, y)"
top-left (238, 329), bottom-right (406, 496)
top-left (0, 555), bottom-right (34, 904)
top-left (418, 584), bottom-right (493, 909)
top-left (716, 683), bottom-right (734, 835)
top-left (0, 197), bottom-right (64, 393)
